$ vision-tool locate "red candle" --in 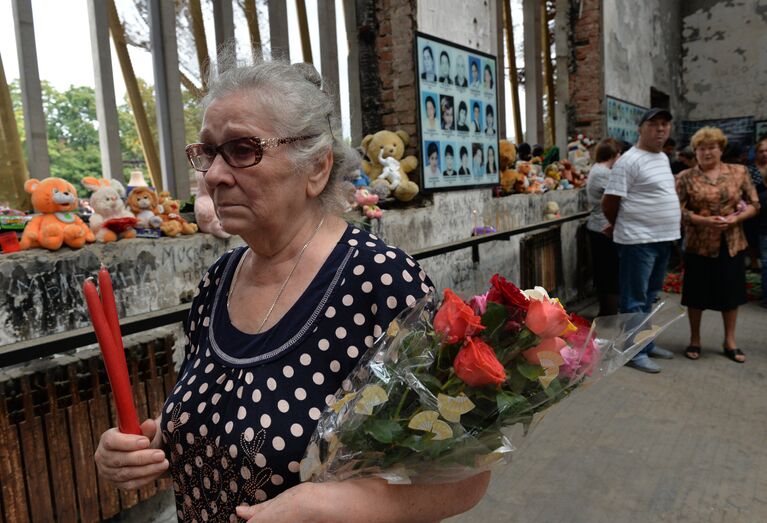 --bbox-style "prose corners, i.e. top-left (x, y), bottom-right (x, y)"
top-left (98, 265), bottom-right (123, 354)
top-left (83, 277), bottom-right (142, 435)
